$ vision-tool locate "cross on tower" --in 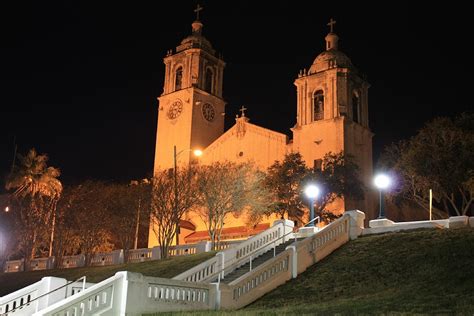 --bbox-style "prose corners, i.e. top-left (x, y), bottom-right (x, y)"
top-left (194, 4), bottom-right (203, 21)
top-left (239, 106), bottom-right (247, 117)
top-left (327, 18), bottom-right (336, 33)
